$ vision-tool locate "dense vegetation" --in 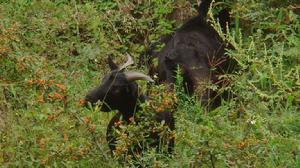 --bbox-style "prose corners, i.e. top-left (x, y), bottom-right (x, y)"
top-left (1, 0), bottom-right (299, 167)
